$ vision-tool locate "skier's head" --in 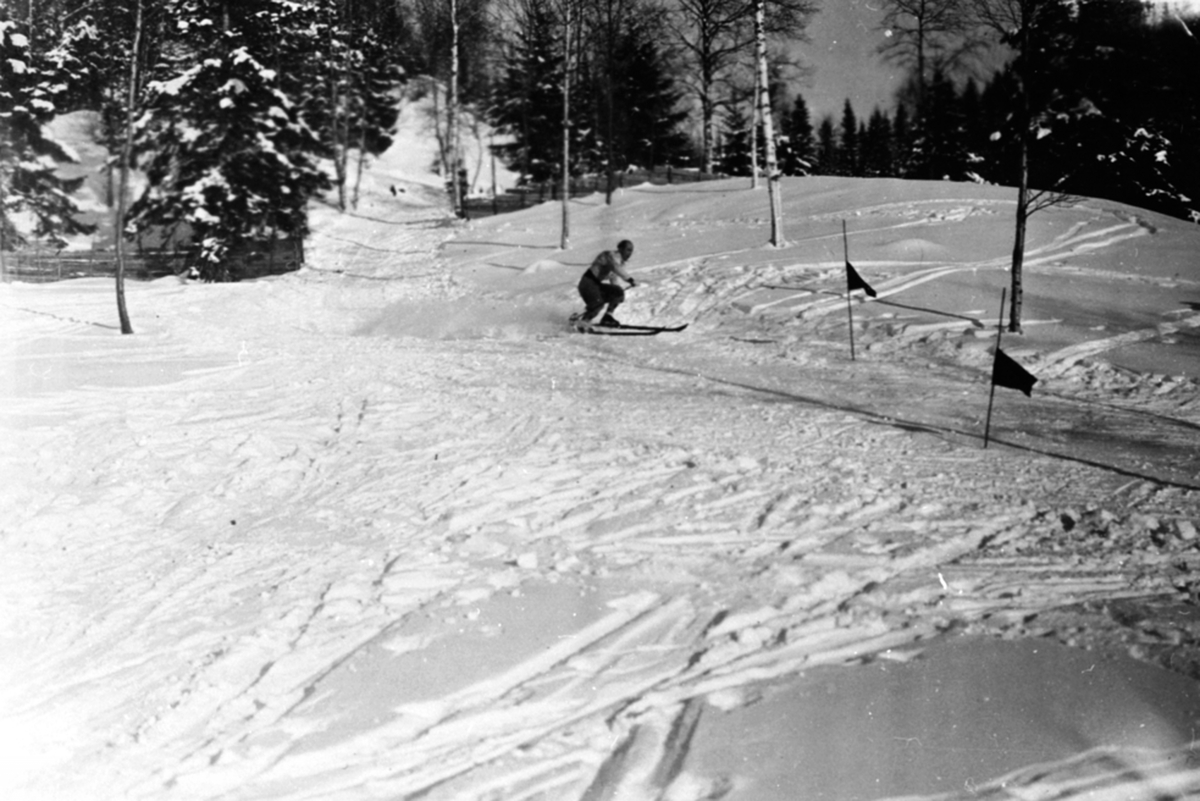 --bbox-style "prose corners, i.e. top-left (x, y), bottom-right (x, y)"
top-left (617, 239), bottom-right (634, 260)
